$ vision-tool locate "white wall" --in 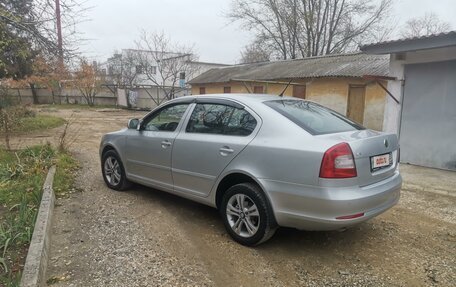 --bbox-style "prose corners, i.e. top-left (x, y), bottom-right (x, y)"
top-left (383, 55), bottom-right (405, 133)
top-left (404, 46), bottom-right (456, 64)
top-left (384, 46), bottom-right (456, 134)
